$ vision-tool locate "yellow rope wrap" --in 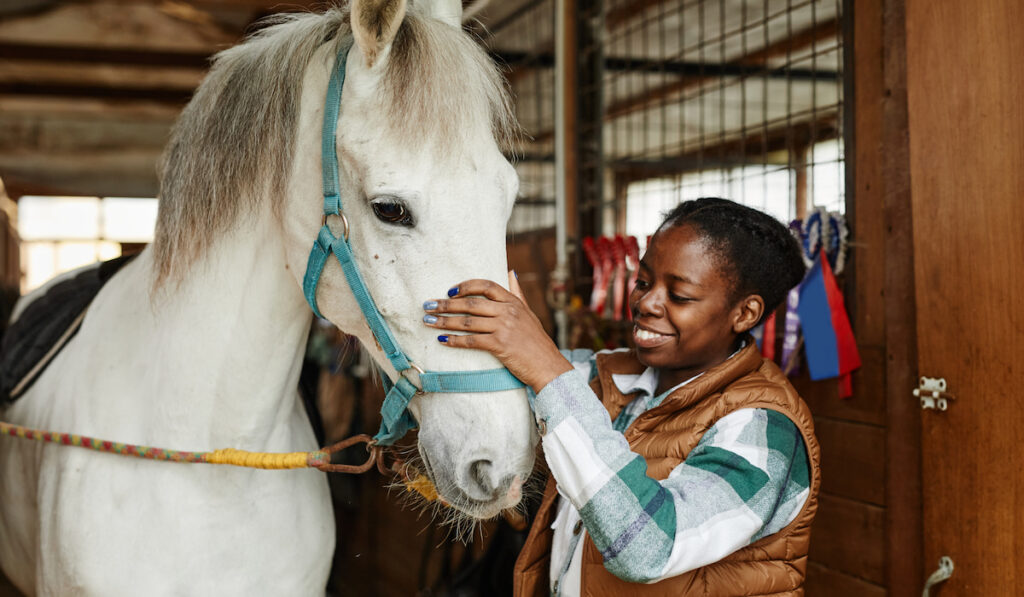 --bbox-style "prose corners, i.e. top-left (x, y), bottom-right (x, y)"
top-left (203, 448), bottom-right (313, 469)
